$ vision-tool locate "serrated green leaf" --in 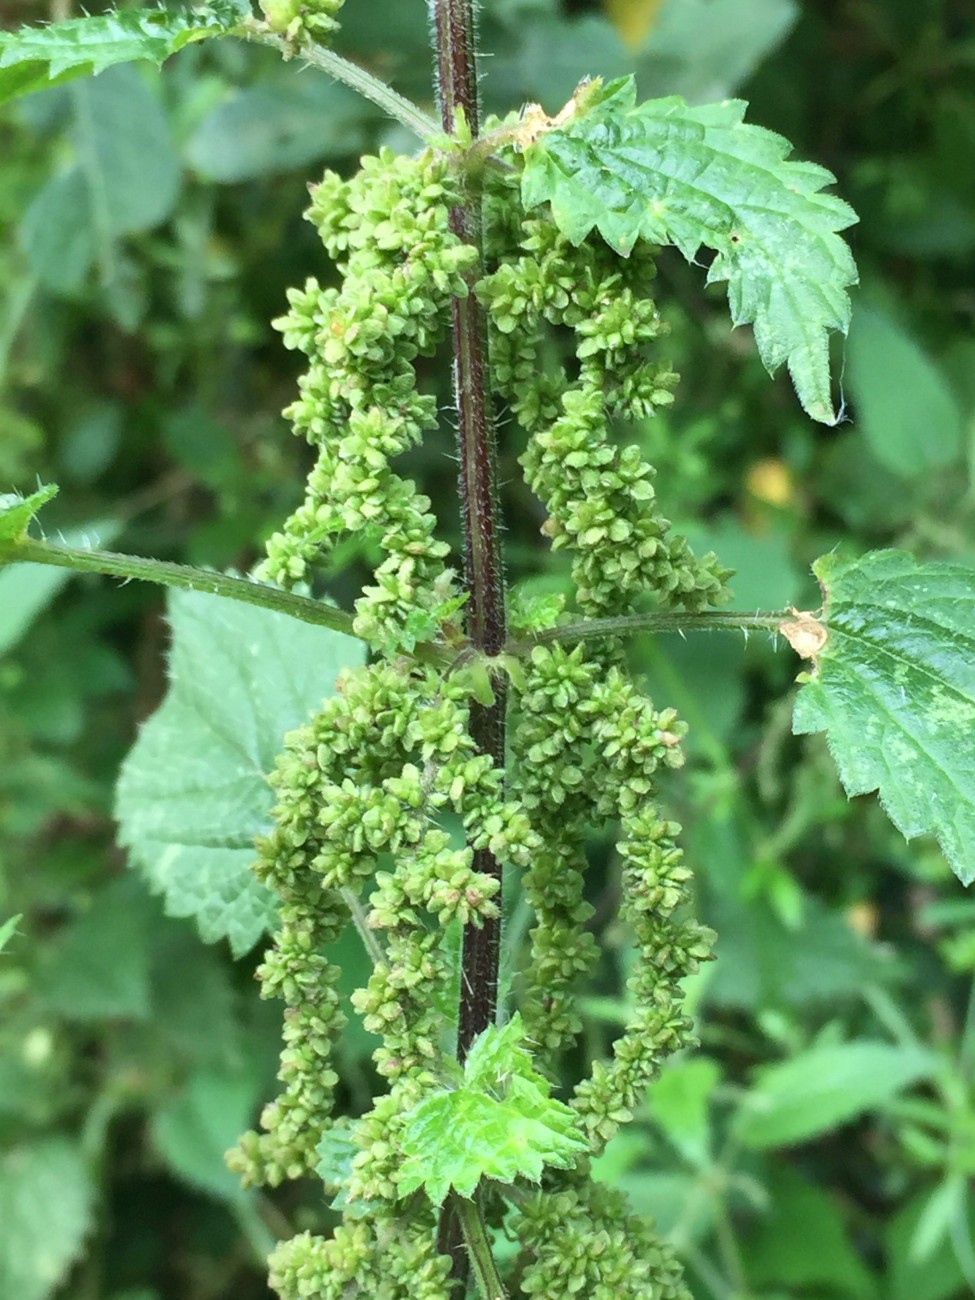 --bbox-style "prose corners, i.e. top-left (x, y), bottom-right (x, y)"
top-left (0, 1139), bottom-right (95, 1300)
top-left (793, 550), bottom-right (975, 885)
top-left (519, 76), bottom-right (857, 422)
top-left (115, 588), bottom-right (364, 956)
top-left (463, 1012), bottom-right (538, 1089)
top-left (0, 483), bottom-right (58, 543)
top-left (0, 6), bottom-right (238, 107)
top-left (398, 1015), bottom-right (587, 1205)
top-left (735, 1040), bottom-right (936, 1149)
